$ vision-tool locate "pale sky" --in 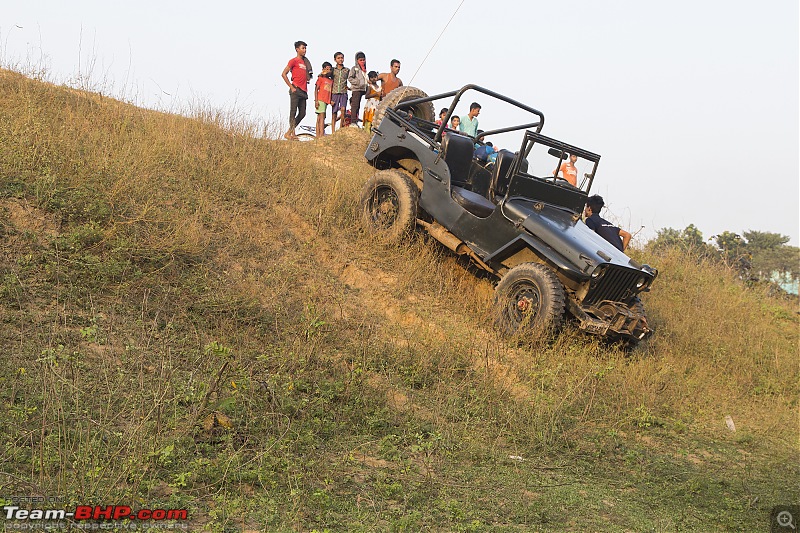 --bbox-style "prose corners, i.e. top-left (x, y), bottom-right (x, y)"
top-left (3, 0), bottom-right (798, 245)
